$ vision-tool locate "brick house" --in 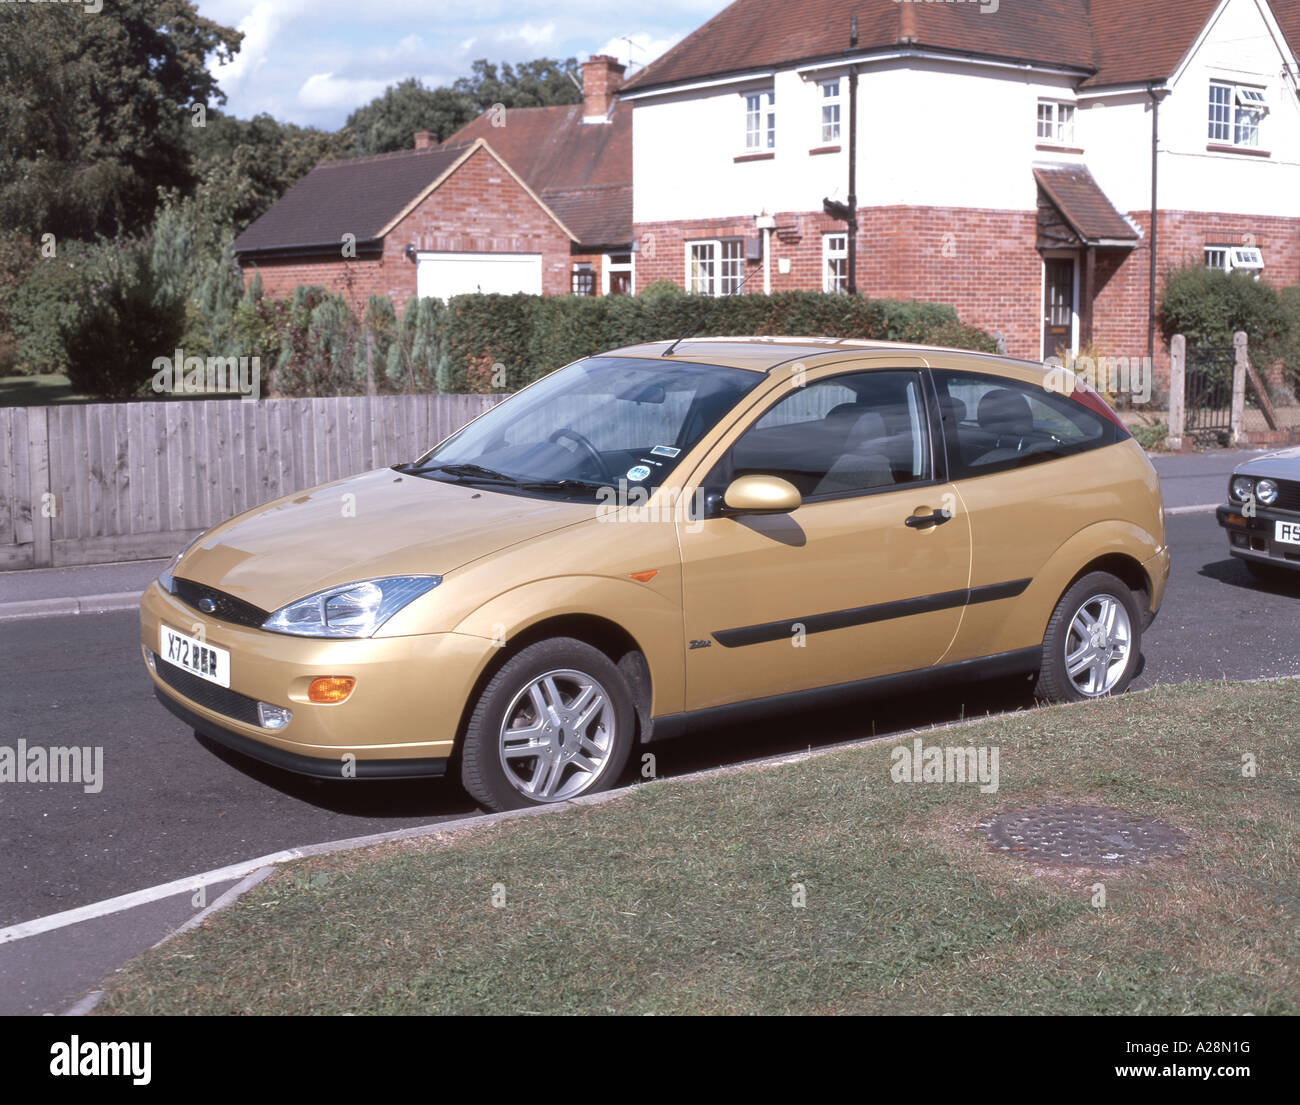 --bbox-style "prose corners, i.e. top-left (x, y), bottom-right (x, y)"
top-left (232, 56), bottom-right (632, 312)
top-left (622, 0), bottom-right (1300, 388)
